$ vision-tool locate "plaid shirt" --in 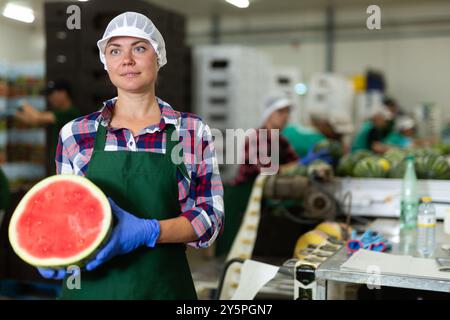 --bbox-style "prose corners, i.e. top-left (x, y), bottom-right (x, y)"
top-left (56, 97), bottom-right (224, 249)
top-left (232, 128), bottom-right (299, 185)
